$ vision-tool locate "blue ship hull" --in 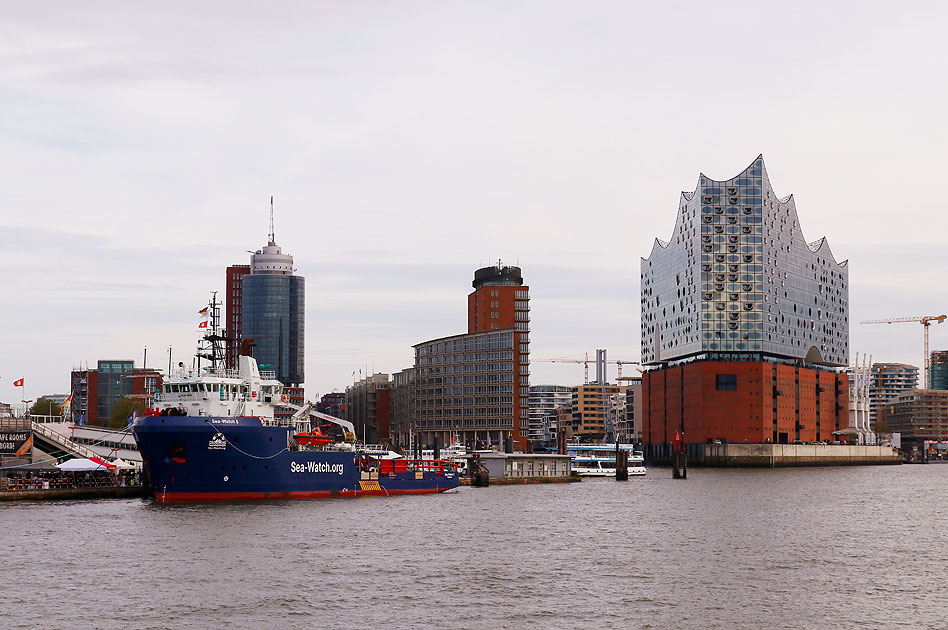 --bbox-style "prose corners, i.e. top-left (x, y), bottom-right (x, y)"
top-left (133, 416), bottom-right (458, 503)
